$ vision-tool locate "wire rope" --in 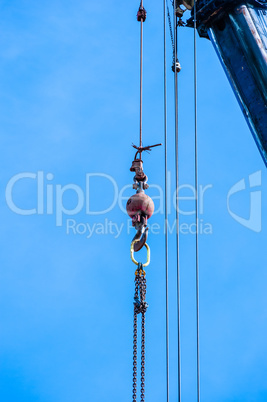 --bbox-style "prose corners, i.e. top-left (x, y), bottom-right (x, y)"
top-left (173, 2), bottom-right (181, 401)
top-left (164, 0), bottom-right (169, 401)
top-left (194, 2), bottom-right (200, 401)
top-left (139, 0), bottom-right (144, 148)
